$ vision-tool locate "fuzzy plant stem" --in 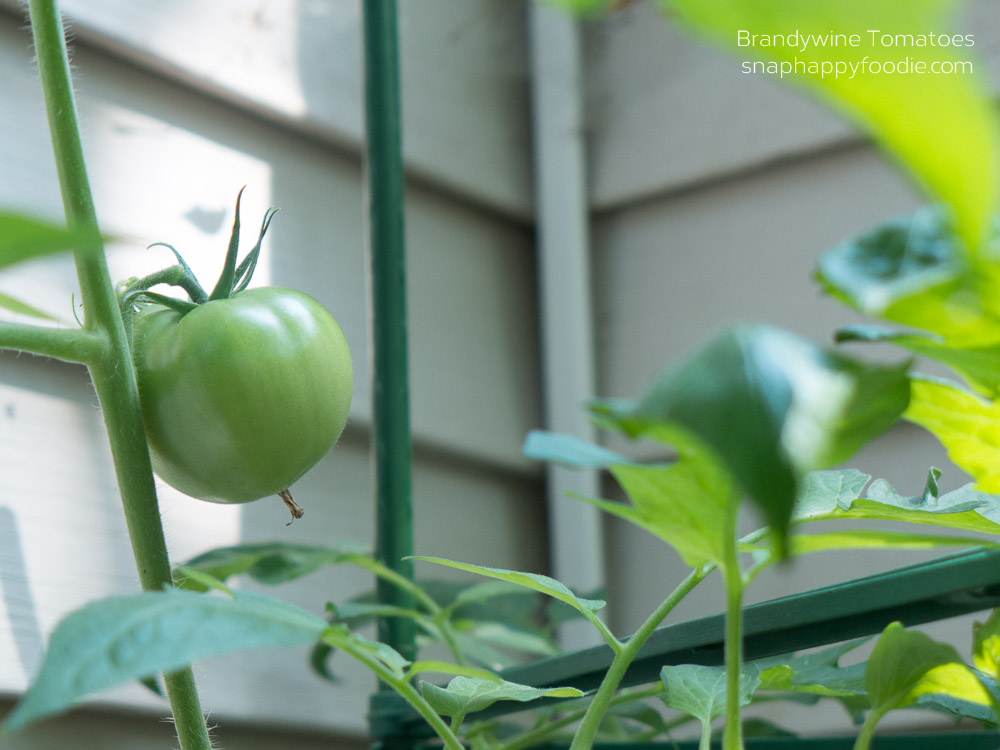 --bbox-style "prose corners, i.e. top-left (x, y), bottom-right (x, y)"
top-left (27, 2), bottom-right (212, 748)
top-left (569, 565), bottom-right (711, 750)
